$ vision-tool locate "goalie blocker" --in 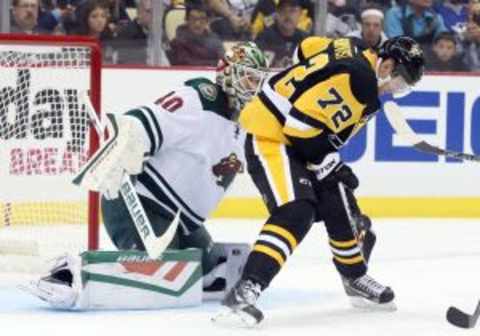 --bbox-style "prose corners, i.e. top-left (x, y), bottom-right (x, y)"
top-left (22, 243), bottom-right (249, 310)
